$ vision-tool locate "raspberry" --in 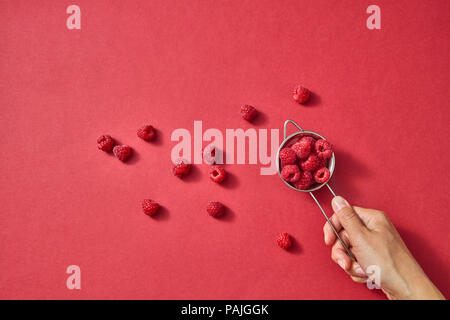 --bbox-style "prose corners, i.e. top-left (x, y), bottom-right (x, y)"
top-left (206, 201), bottom-right (225, 218)
top-left (319, 156), bottom-right (328, 168)
top-left (142, 199), bottom-right (160, 216)
top-left (240, 105), bottom-right (257, 121)
top-left (300, 154), bottom-right (320, 172)
top-left (97, 135), bottom-right (115, 152)
top-left (294, 171), bottom-right (313, 190)
top-left (314, 167), bottom-right (331, 184)
top-left (113, 145), bottom-right (132, 161)
top-left (209, 165), bottom-right (227, 183)
top-left (281, 164), bottom-right (301, 183)
top-left (314, 139), bottom-right (333, 159)
top-left (279, 147), bottom-right (297, 166)
top-left (172, 158), bottom-right (191, 178)
top-left (137, 124), bottom-right (156, 141)
top-left (293, 85), bottom-right (310, 104)
top-left (277, 232), bottom-right (292, 249)
top-left (291, 137), bottom-right (315, 159)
